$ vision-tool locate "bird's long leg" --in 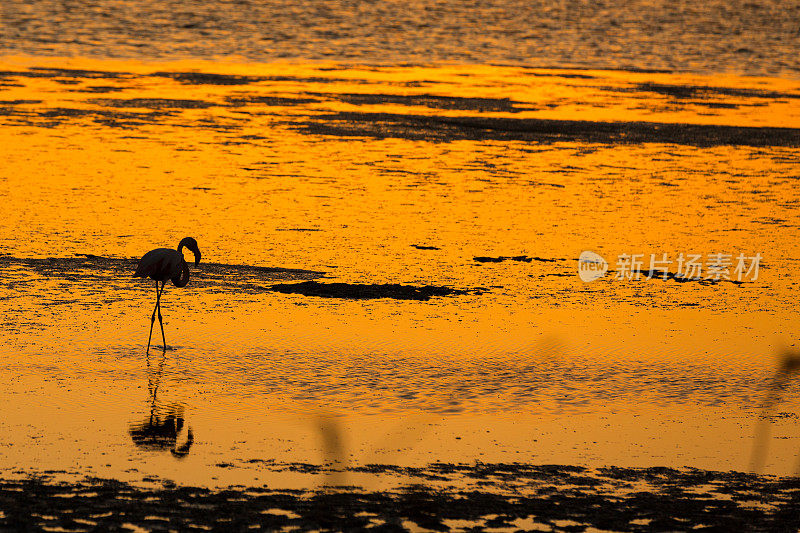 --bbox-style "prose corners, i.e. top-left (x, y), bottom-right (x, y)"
top-left (146, 280), bottom-right (160, 354)
top-left (157, 280), bottom-right (167, 352)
